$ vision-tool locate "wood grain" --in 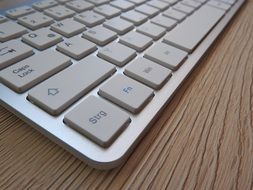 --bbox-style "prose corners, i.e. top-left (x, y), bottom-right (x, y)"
top-left (0, 0), bottom-right (253, 189)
